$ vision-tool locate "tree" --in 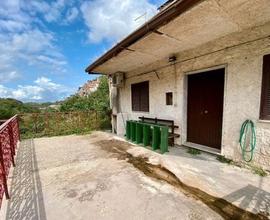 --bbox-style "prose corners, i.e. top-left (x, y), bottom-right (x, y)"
top-left (59, 76), bottom-right (111, 129)
top-left (0, 98), bottom-right (40, 120)
top-left (60, 76), bottom-right (110, 113)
